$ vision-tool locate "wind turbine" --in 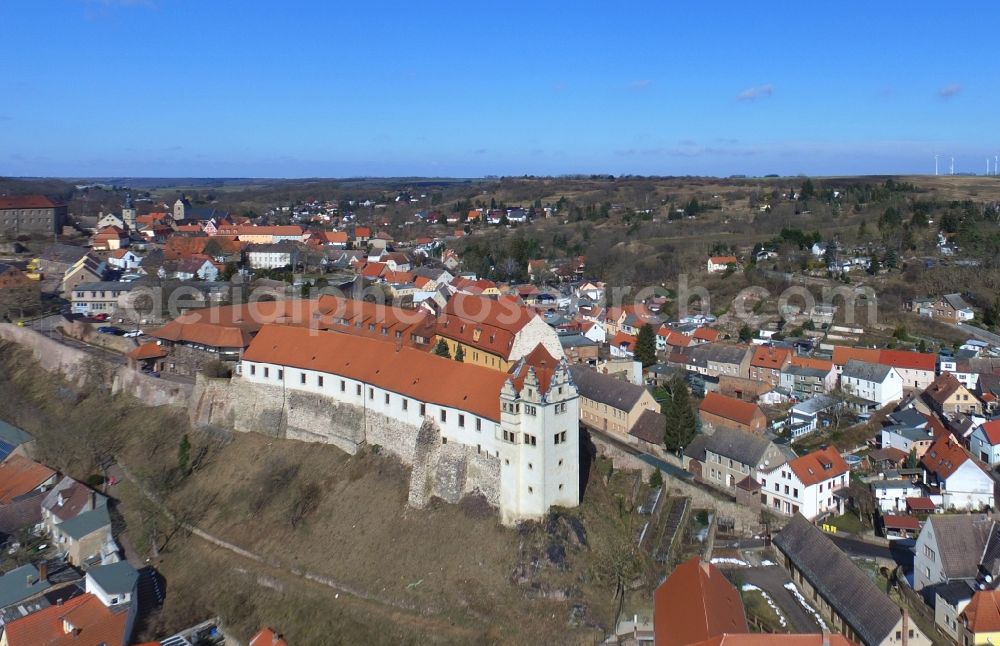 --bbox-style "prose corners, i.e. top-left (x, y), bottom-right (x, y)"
top-left (935, 154), bottom-right (940, 176)
top-left (988, 158), bottom-right (991, 176)
top-left (951, 157), bottom-right (955, 175)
